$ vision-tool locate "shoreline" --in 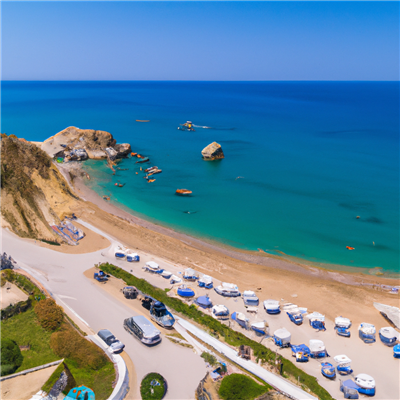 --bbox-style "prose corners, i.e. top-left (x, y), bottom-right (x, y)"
top-left (59, 161), bottom-right (399, 286)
